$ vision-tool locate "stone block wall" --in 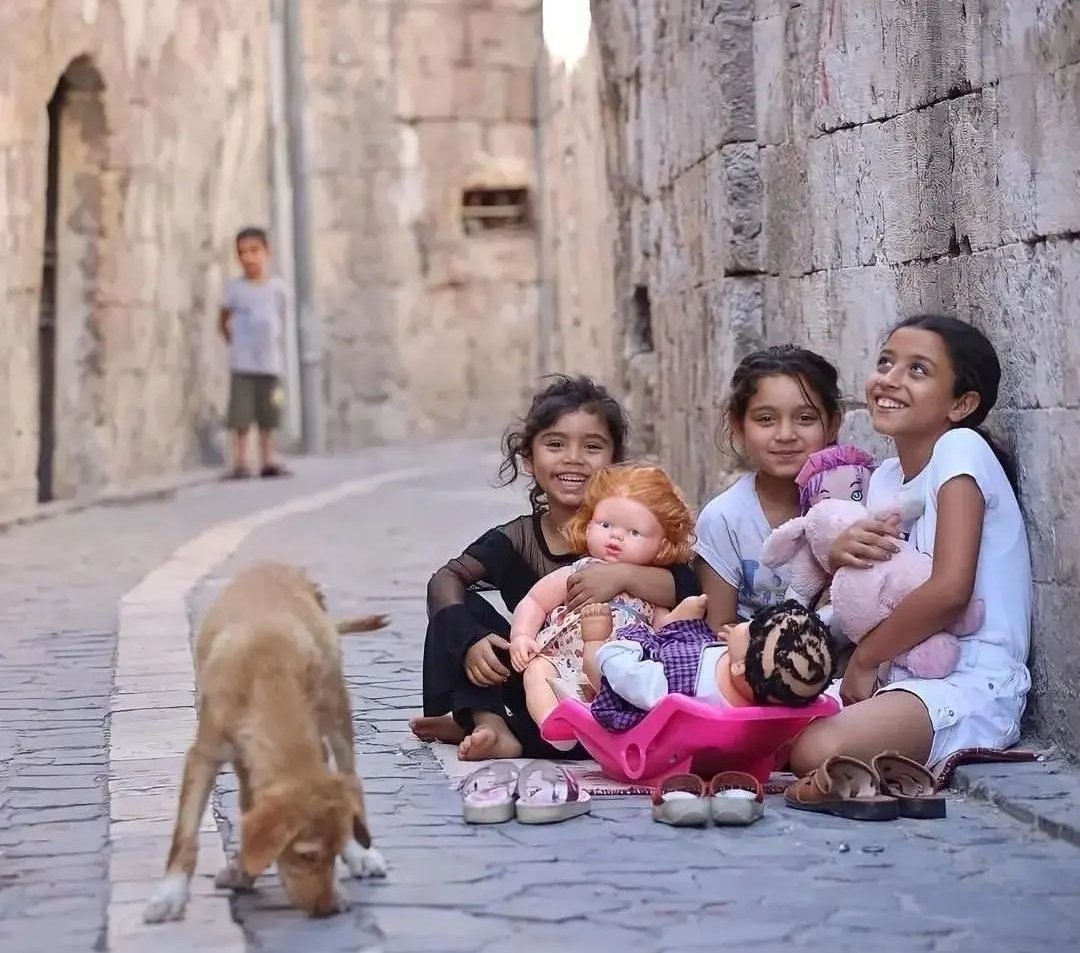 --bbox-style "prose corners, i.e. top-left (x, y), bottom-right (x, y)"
top-left (538, 0), bottom-right (1080, 756)
top-left (303, 0), bottom-right (543, 447)
top-left (1, 1), bottom-right (548, 518)
top-left (0, 0), bottom-right (270, 517)
top-left (534, 8), bottom-right (619, 405)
